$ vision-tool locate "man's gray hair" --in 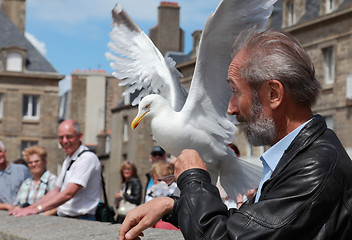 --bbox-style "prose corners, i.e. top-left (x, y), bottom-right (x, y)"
top-left (232, 29), bottom-right (321, 107)
top-left (0, 140), bottom-right (5, 152)
top-left (72, 121), bottom-right (81, 135)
